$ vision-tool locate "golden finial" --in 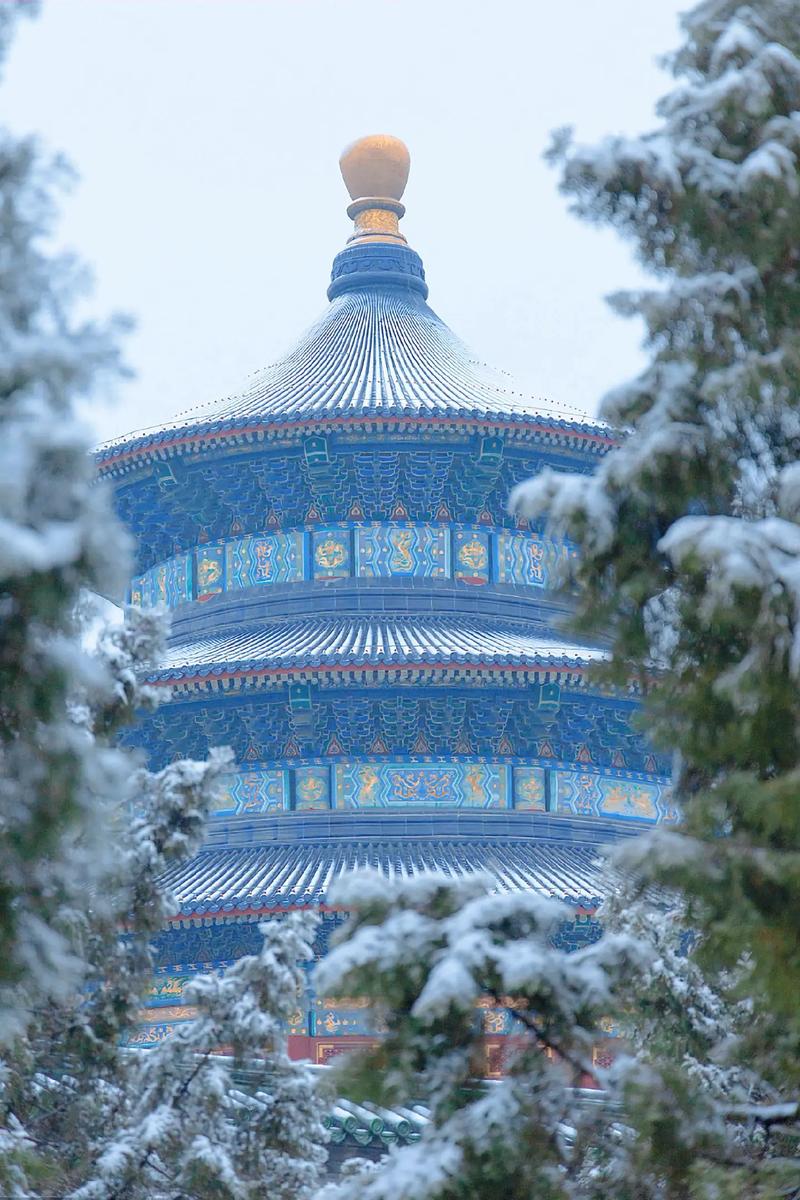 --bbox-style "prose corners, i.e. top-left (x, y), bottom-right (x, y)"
top-left (339, 134), bottom-right (411, 246)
